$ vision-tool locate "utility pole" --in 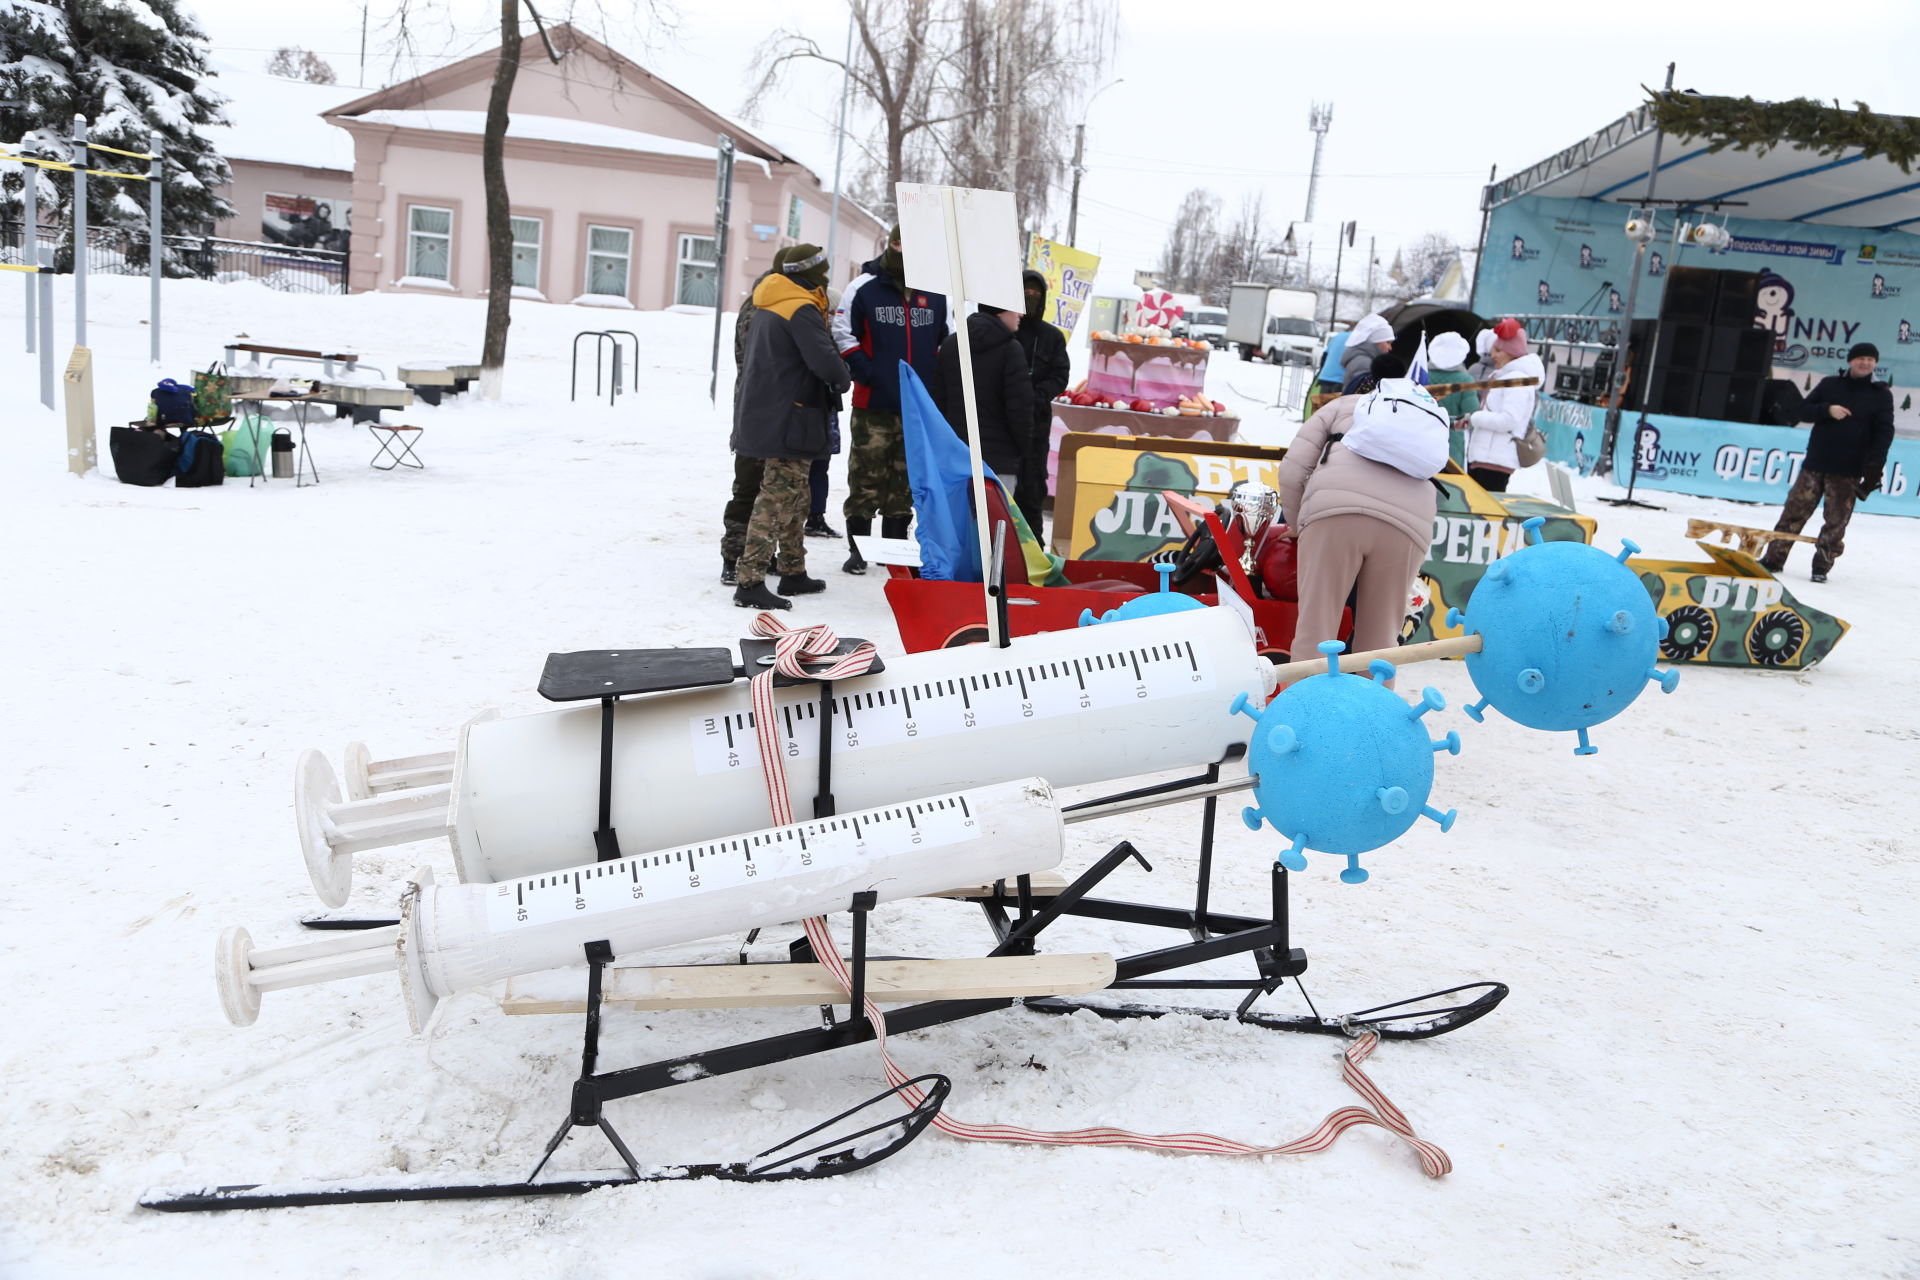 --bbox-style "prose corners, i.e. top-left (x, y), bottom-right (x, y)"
top-left (1304, 102), bottom-right (1332, 224)
top-left (359, 5), bottom-right (369, 87)
top-left (1067, 123), bottom-right (1085, 247)
top-left (824, 6), bottom-right (855, 277)
top-left (1328, 222), bottom-right (1351, 329)
top-left (1362, 234), bottom-right (1375, 314)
